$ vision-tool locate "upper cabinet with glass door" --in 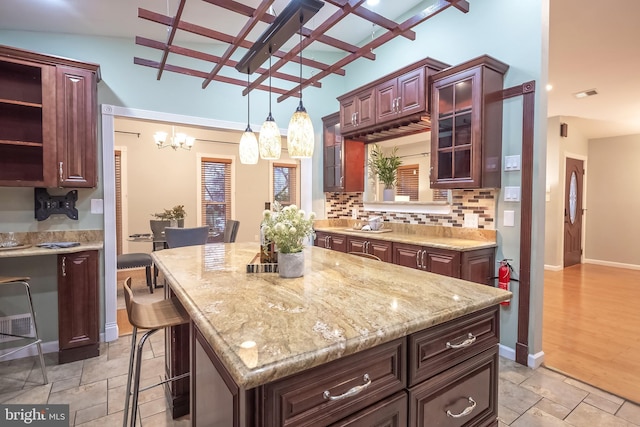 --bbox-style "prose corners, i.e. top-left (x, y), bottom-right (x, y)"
top-left (430, 55), bottom-right (508, 189)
